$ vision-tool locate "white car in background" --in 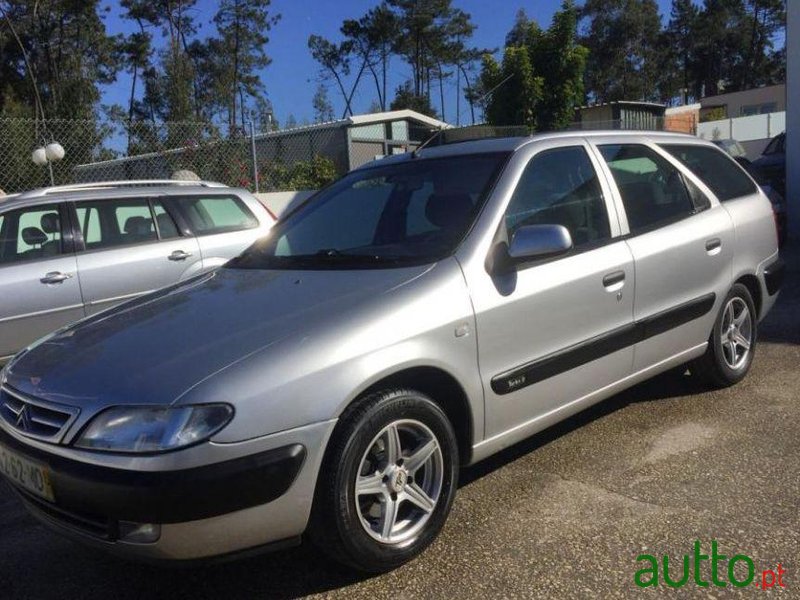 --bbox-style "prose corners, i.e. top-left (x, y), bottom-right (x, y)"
top-left (0, 180), bottom-right (275, 361)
